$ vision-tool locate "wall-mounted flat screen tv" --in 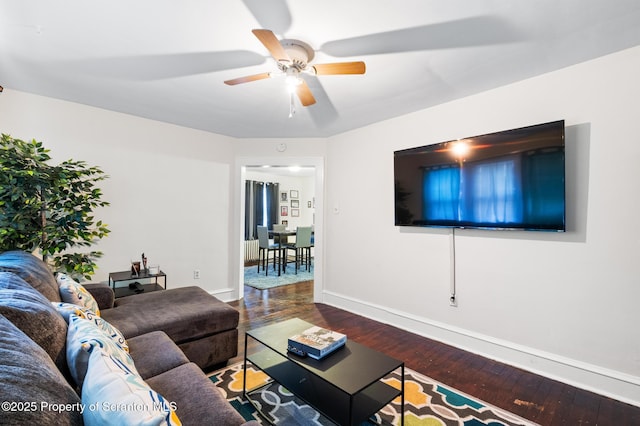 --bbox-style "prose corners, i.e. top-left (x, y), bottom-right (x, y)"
top-left (394, 120), bottom-right (565, 231)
